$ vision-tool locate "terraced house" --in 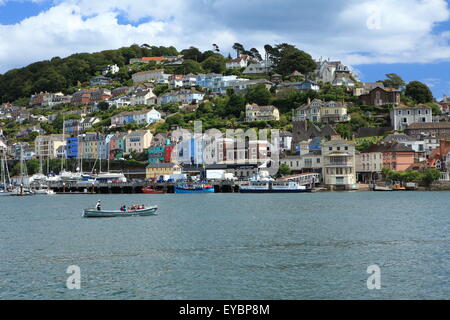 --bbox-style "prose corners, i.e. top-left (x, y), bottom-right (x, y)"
top-left (362, 142), bottom-right (415, 172)
top-left (126, 130), bottom-right (153, 154)
top-left (78, 133), bottom-right (107, 160)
